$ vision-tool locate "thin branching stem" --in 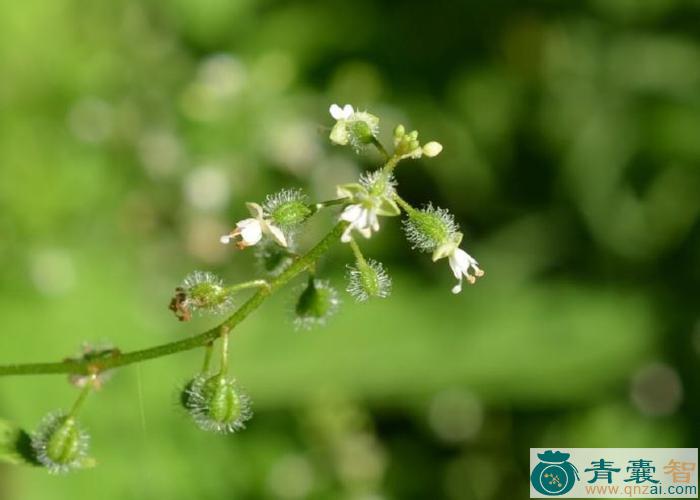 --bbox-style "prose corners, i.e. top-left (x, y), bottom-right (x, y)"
top-left (0, 221), bottom-right (348, 377)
